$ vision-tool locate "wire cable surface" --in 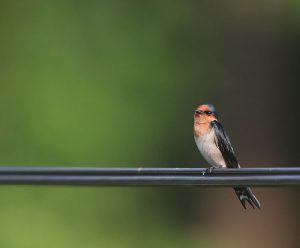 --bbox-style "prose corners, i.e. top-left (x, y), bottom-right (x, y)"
top-left (0, 167), bottom-right (298, 186)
